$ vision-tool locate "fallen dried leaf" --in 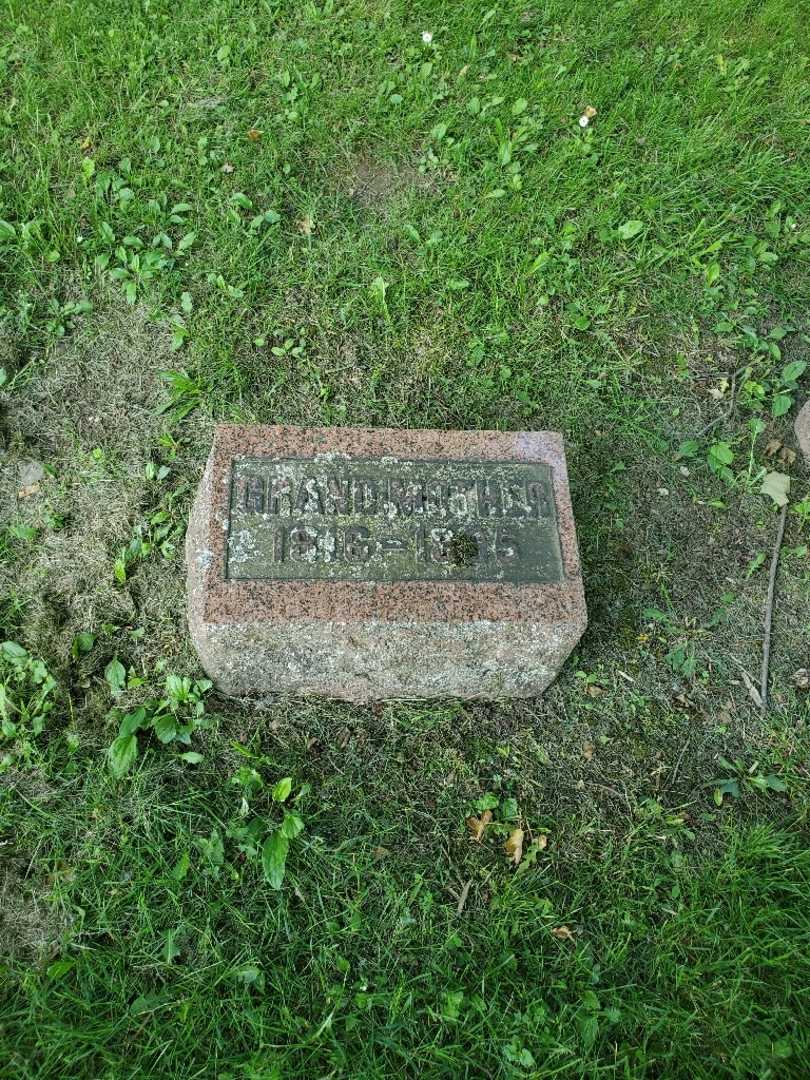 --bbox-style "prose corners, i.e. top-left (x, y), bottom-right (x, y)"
top-left (466, 809), bottom-right (492, 842)
top-left (246, 127), bottom-right (263, 141)
top-left (18, 483), bottom-right (41, 498)
top-left (779, 446), bottom-right (797, 466)
top-left (297, 215), bottom-right (314, 236)
top-left (709, 379), bottom-right (729, 400)
top-left (765, 438), bottom-right (782, 457)
top-left (761, 470), bottom-right (790, 507)
top-left (551, 925), bottom-right (575, 941)
top-left (504, 827), bottom-right (524, 865)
